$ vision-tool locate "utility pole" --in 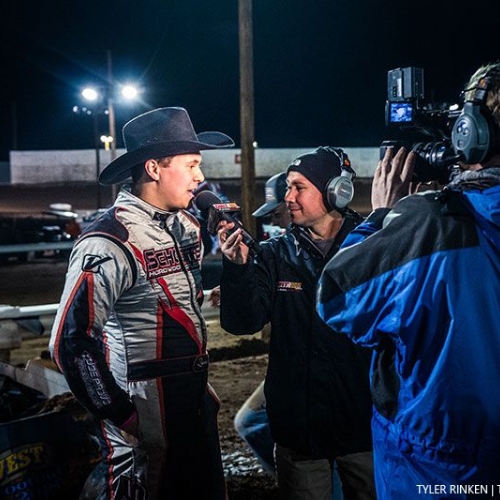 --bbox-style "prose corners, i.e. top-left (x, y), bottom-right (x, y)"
top-left (238, 0), bottom-right (256, 235)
